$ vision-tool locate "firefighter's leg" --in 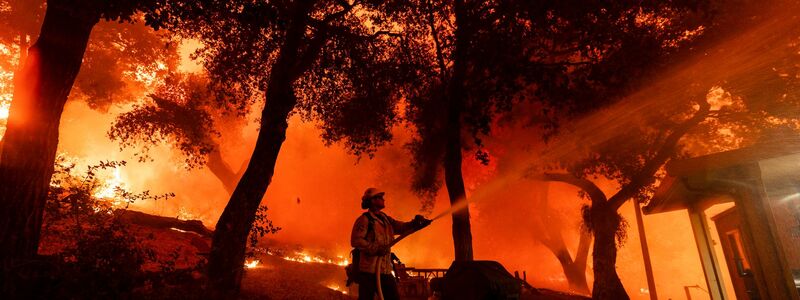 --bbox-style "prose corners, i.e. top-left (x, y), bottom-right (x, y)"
top-left (358, 272), bottom-right (377, 300)
top-left (380, 274), bottom-right (400, 300)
